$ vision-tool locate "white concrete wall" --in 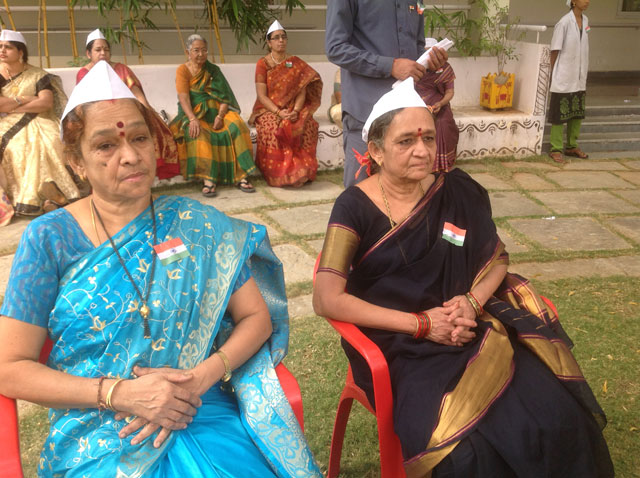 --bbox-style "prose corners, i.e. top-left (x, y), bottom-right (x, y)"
top-left (509, 0), bottom-right (640, 72)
